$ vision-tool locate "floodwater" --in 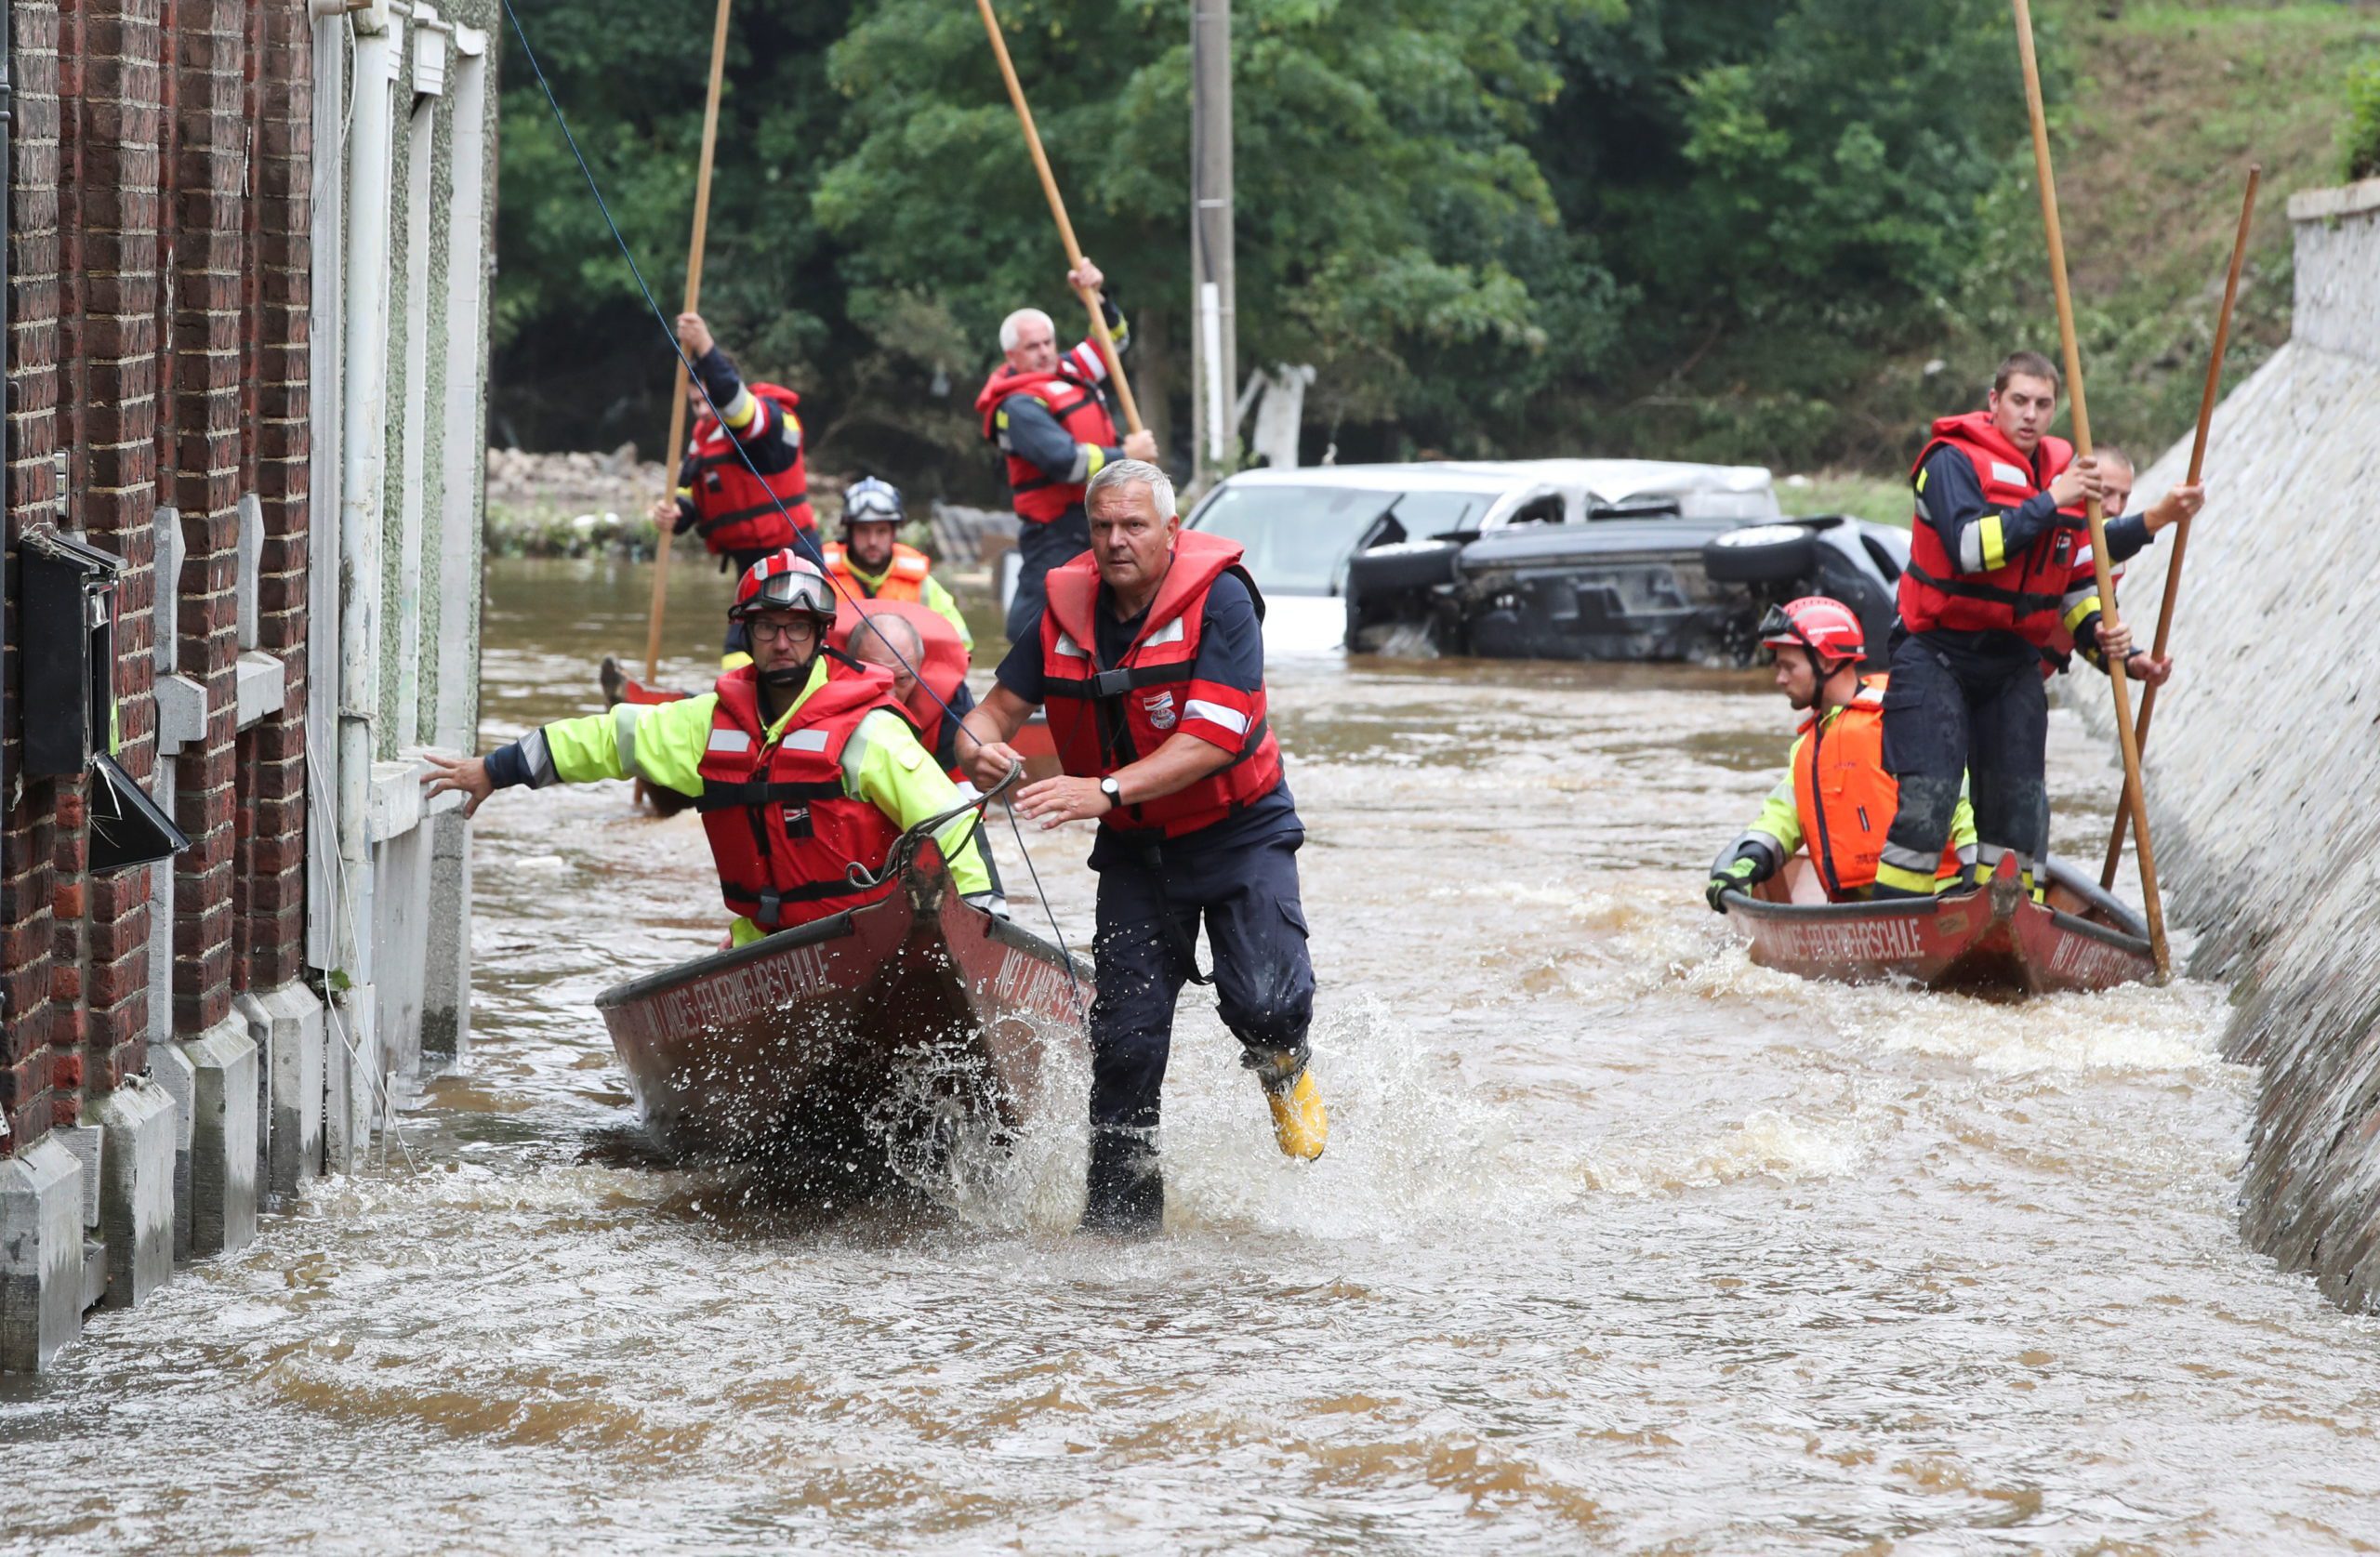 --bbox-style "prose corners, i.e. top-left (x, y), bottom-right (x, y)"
top-left (6, 555), bottom-right (2377, 1553)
